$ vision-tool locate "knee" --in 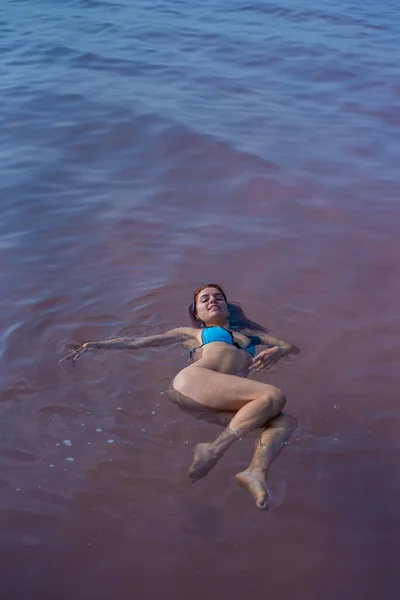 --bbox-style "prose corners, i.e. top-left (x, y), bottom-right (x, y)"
top-left (275, 390), bottom-right (287, 413)
top-left (263, 387), bottom-right (287, 413)
top-left (280, 413), bottom-right (297, 431)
